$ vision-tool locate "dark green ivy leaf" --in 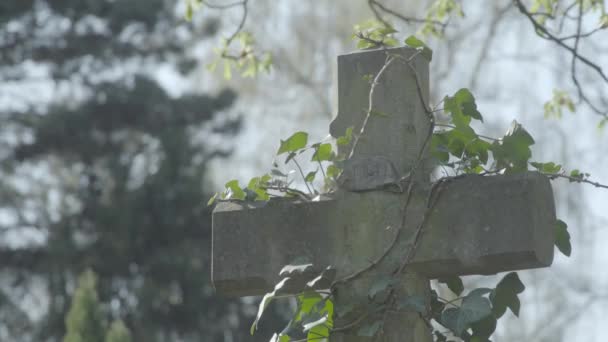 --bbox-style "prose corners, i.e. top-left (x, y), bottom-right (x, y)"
top-left (470, 314), bottom-right (497, 339)
top-left (490, 272), bottom-right (525, 318)
top-left (491, 121), bottom-right (535, 173)
top-left (444, 88), bottom-right (483, 124)
top-left (439, 276), bottom-right (464, 296)
top-left (397, 295), bottom-right (427, 314)
top-left (441, 293), bottom-right (492, 336)
top-left (555, 219), bottom-right (572, 257)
